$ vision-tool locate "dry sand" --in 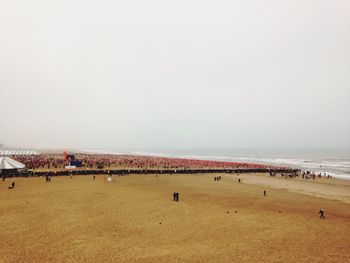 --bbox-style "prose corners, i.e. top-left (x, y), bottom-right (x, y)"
top-left (1, 173), bottom-right (350, 262)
